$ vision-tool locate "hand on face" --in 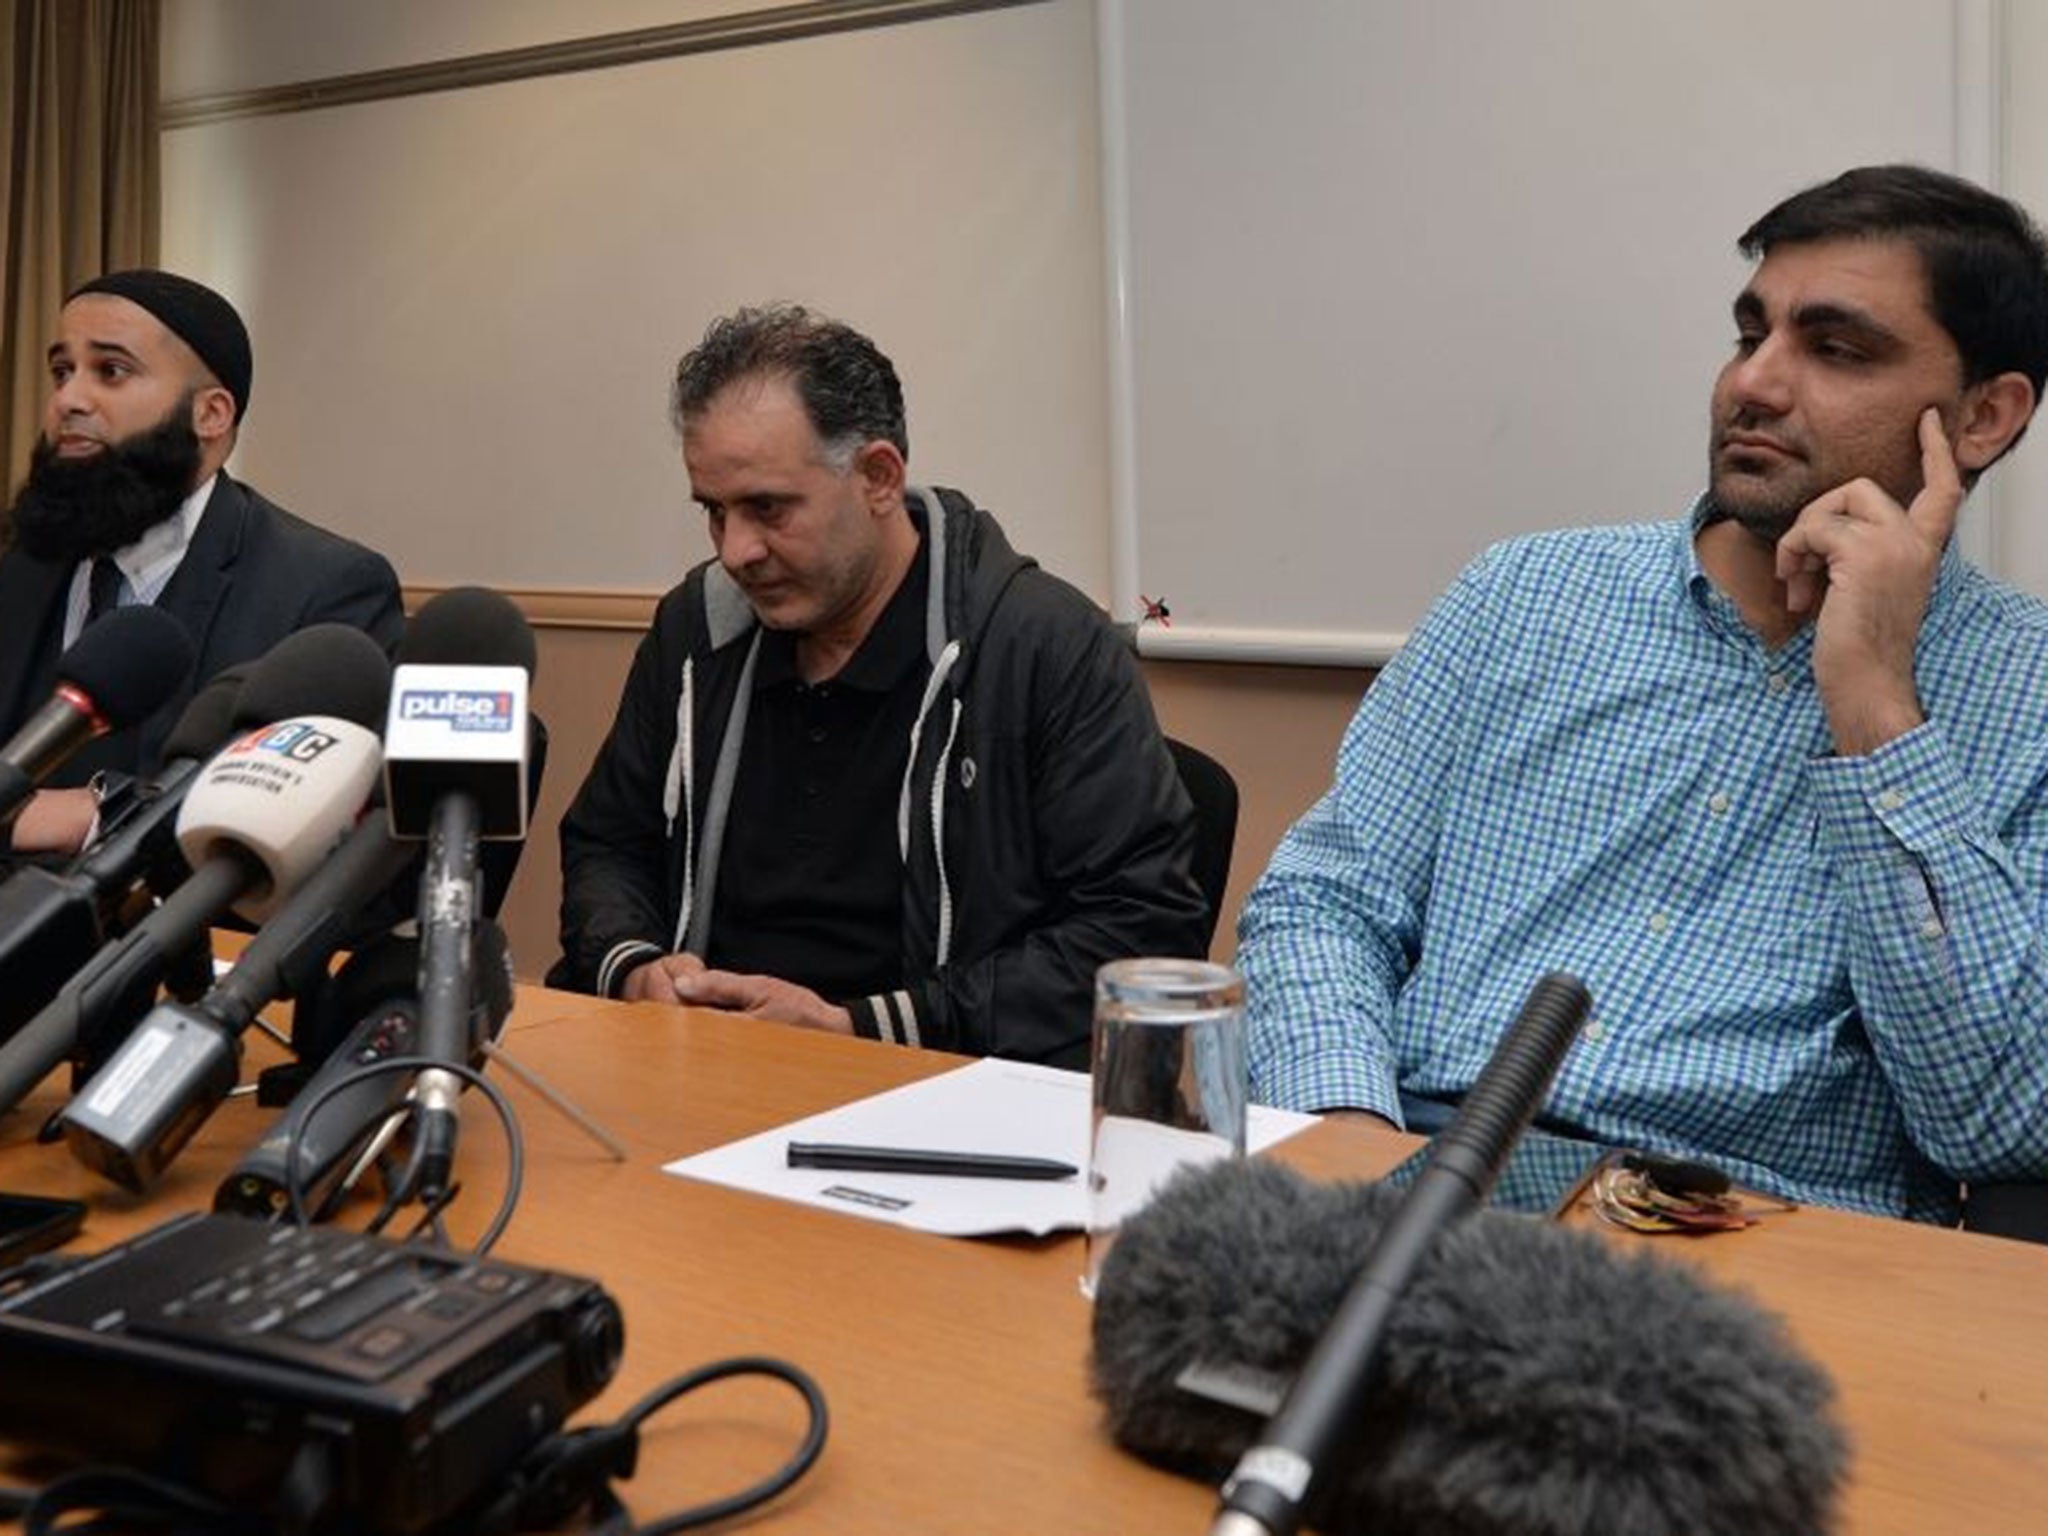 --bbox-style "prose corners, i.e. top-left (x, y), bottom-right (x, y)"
top-left (1773, 406), bottom-right (1959, 755)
